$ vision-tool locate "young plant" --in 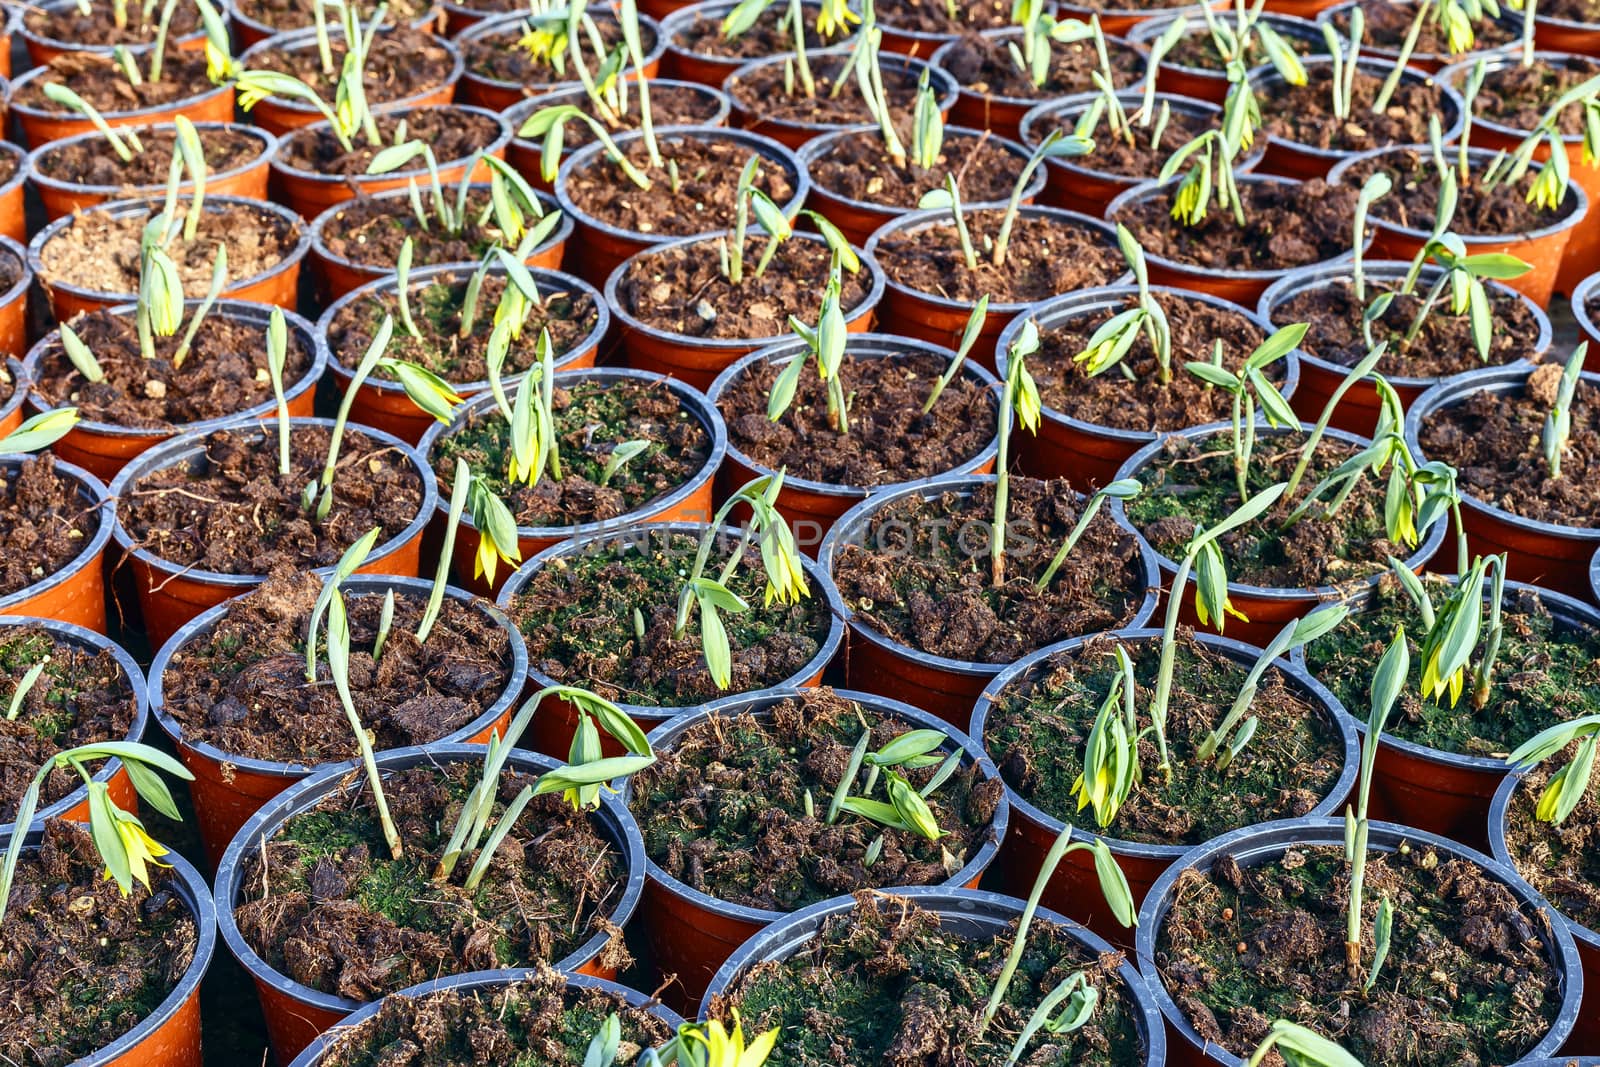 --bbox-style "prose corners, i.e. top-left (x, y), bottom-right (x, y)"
top-left (1318, 7), bottom-right (1364, 122)
top-left (1183, 323), bottom-right (1306, 502)
top-left (519, 104), bottom-right (653, 188)
top-left (48, 0), bottom-right (234, 96)
top-left (1480, 71), bottom-right (1600, 211)
top-left (721, 154), bottom-right (795, 285)
top-left (1008, 4), bottom-right (1097, 91)
top-left (1034, 479), bottom-right (1142, 590)
top-left (1074, 225), bottom-right (1173, 383)
top-left (365, 143), bottom-right (564, 253)
top-left (990, 321), bottom-right (1043, 586)
top-left (1543, 343), bottom-right (1587, 479)
top-left (1244, 1022), bottom-right (1364, 1067)
top-left (1194, 0), bottom-right (1308, 89)
top-left (1506, 714), bottom-right (1600, 825)
top-left (133, 215), bottom-right (228, 365)
top-left (827, 724), bottom-right (964, 852)
top-left (1344, 625), bottom-right (1407, 989)
top-left (921, 297), bottom-right (990, 414)
top-left (1069, 644), bottom-right (1140, 827)
top-left (265, 308), bottom-right (292, 477)
top-left (1350, 171), bottom-right (1392, 307)
top-left (647, 1015), bottom-right (781, 1067)
top-left (1386, 550), bottom-right (1508, 711)
top-left (991, 129), bottom-right (1093, 268)
top-left (1159, 125), bottom-right (1248, 227)
top-left (0, 408), bottom-right (79, 454)
top-left (767, 264), bottom-right (849, 433)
